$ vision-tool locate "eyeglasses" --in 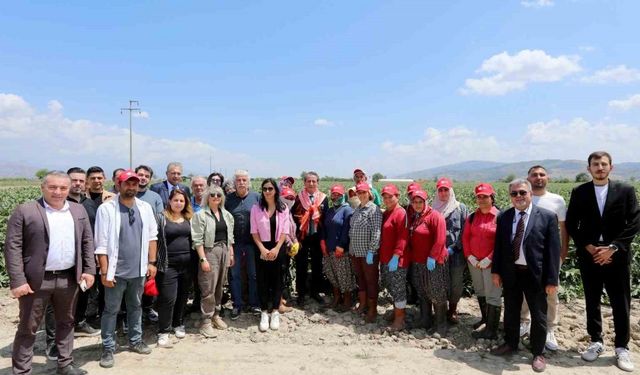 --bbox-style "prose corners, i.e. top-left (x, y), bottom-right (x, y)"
top-left (509, 190), bottom-right (529, 197)
top-left (262, 187), bottom-right (275, 192)
top-left (209, 193), bottom-right (223, 198)
top-left (128, 208), bottom-right (136, 225)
